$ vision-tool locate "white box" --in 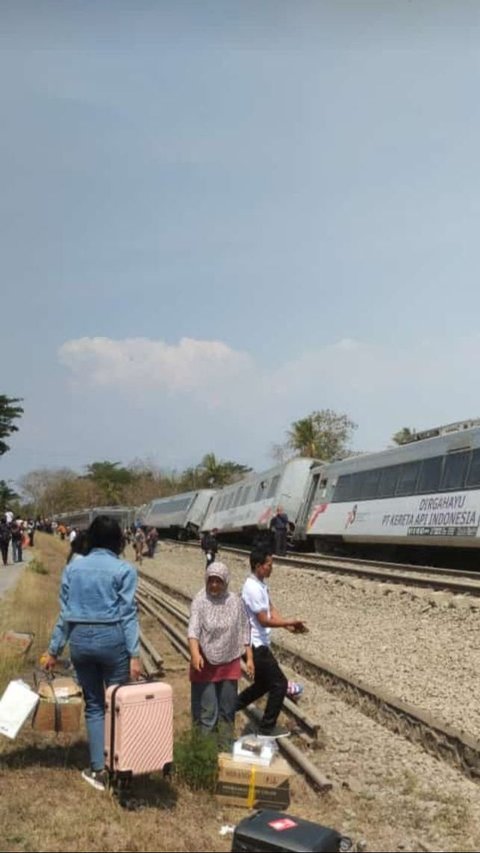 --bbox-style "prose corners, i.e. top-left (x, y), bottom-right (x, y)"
top-left (232, 735), bottom-right (278, 766)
